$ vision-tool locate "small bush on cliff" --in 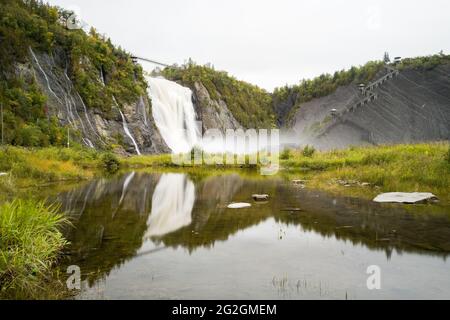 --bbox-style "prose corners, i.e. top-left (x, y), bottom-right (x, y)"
top-left (302, 145), bottom-right (316, 157)
top-left (280, 148), bottom-right (292, 160)
top-left (101, 152), bottom-right (120, 173)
